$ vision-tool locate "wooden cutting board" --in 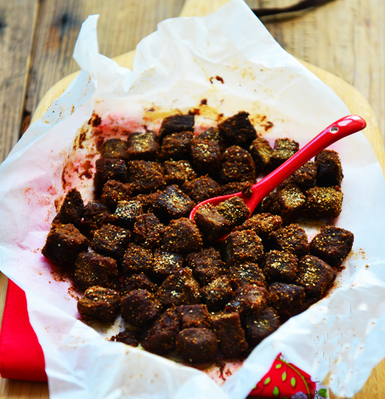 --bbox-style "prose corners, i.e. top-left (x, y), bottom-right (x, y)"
top-left (28, 1), bottom-right (385, 398)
